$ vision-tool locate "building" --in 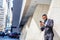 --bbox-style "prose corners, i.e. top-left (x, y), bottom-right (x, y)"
top-left (0, 0), bottom-right (3, 8)
top-left (5, 0), bottom-right (12, 31)
top-left (20, 0), bottom-right (60, 40)
top-left (11, 0), bottom-right (23, 33)
top-left (0, 0), bottom-right (4, 31)
top-left (0, 0), bottom-right (7, 31)
top-left (0, 8), bottom-right (4, 31)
